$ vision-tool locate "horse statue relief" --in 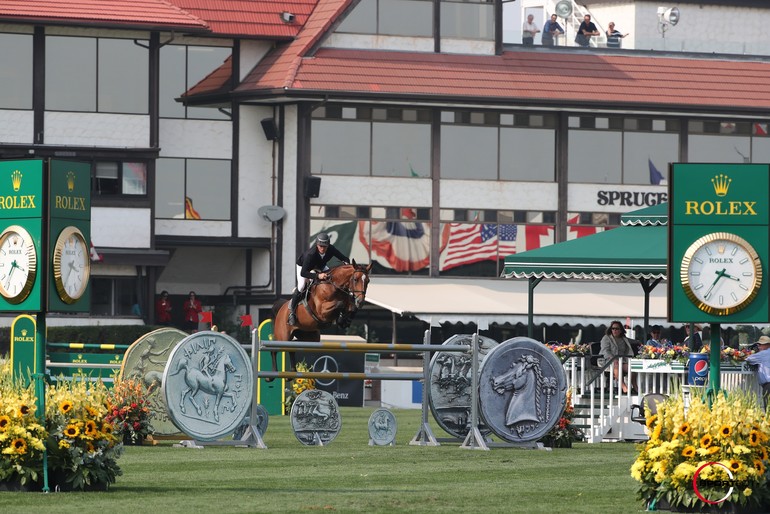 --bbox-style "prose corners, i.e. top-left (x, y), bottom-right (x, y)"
top-left (170, 351), bottom-right (238, 423)
top-left (271, 260), bottom-right (372, 375)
